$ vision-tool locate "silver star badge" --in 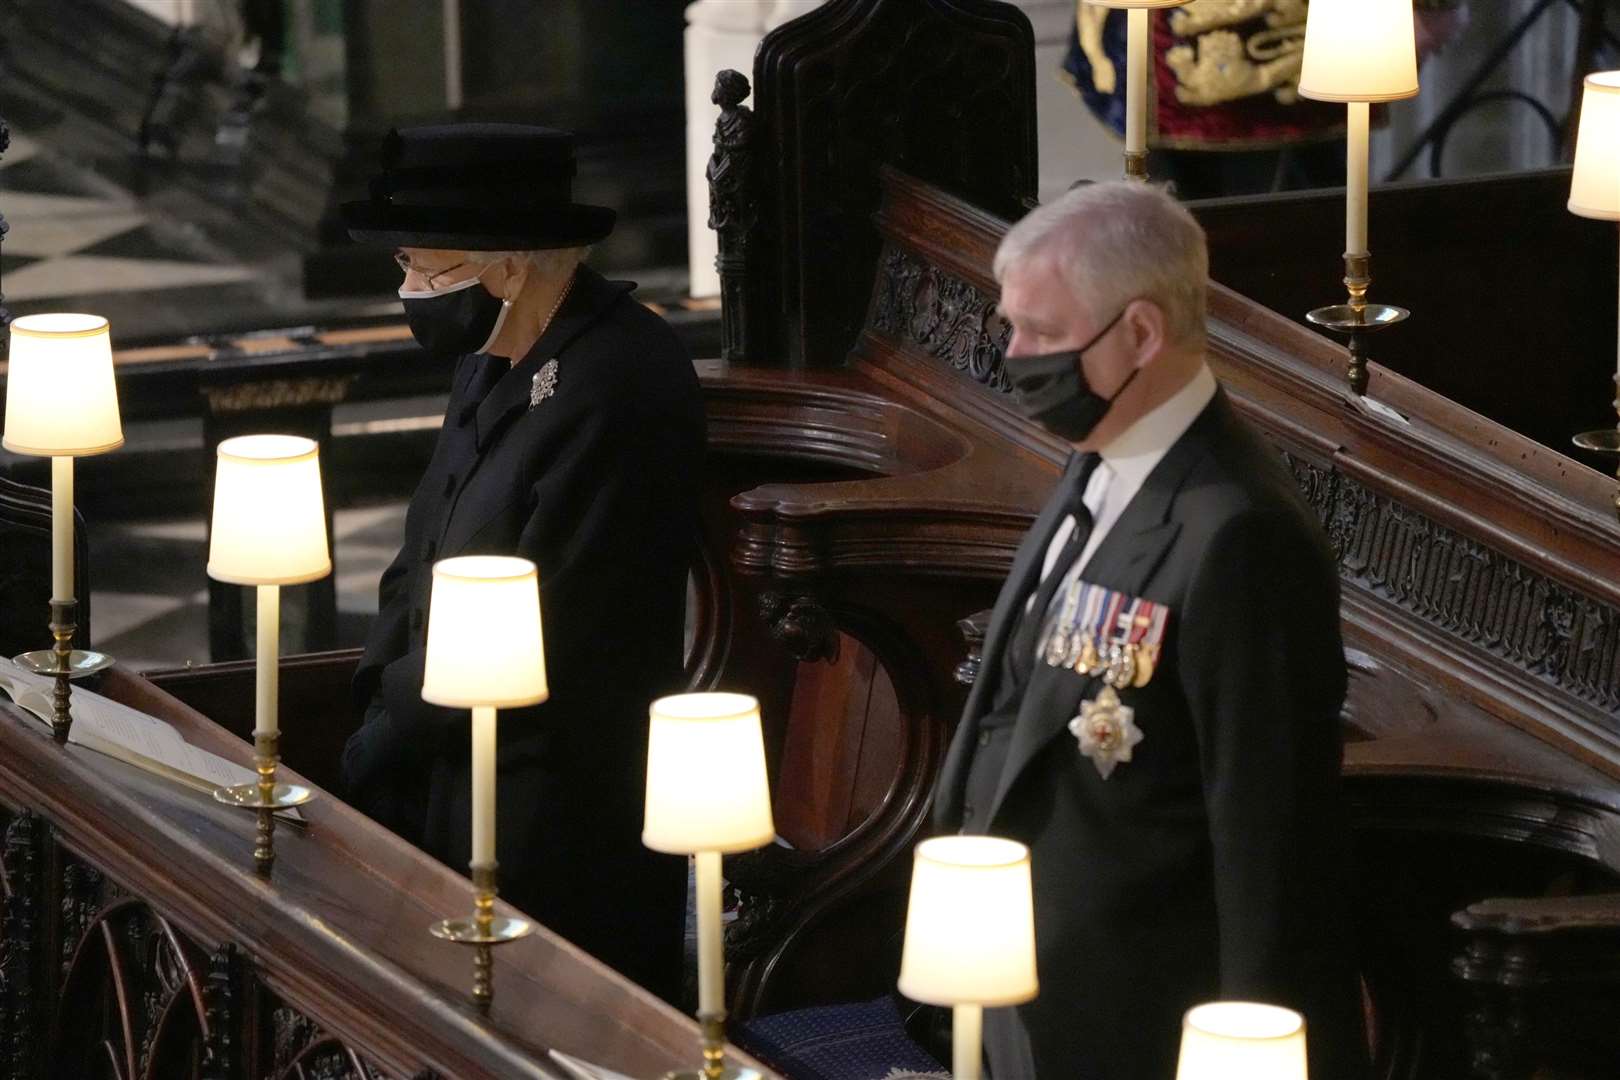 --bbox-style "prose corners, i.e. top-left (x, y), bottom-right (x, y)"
top-left (529, 359), bottom-right (559, 410)
top-left (1068, 685), bottom-right (1143, 779)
